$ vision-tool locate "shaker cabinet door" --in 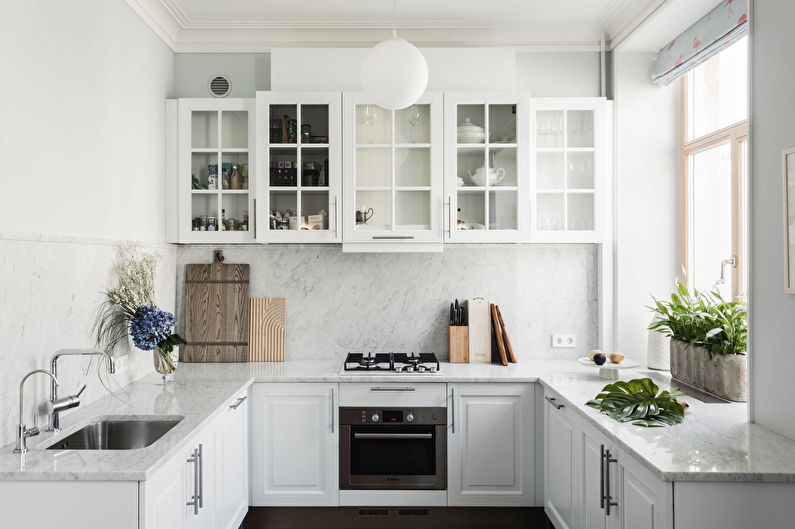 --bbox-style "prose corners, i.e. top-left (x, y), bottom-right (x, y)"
top-left (448, 383), bottom-right (534, 506)
top-left (250, 383), bottom-right (339, 506)
top-left (544, 391), bottom-right (577, 529)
